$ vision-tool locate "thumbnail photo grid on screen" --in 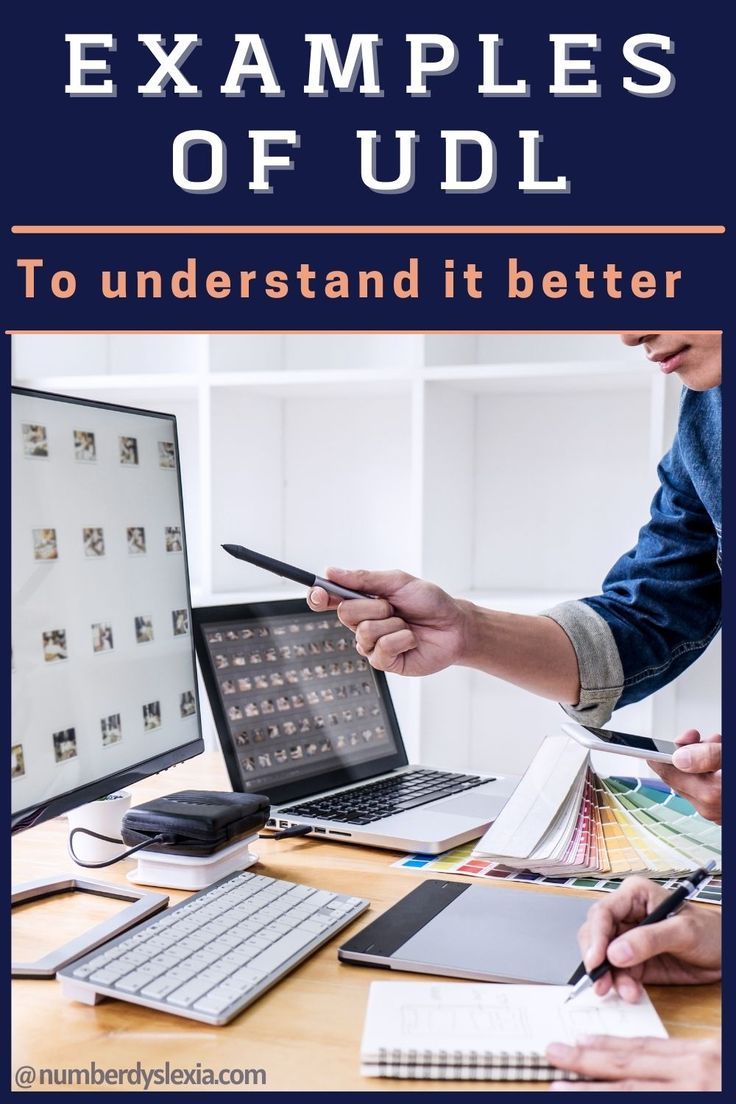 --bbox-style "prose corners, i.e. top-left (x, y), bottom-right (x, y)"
top-left (28, 523), bottom-right (185, 563)
top-left (204, 612), bottom-right (393, 790)
top-left (23, 423), bottom-right (178, 470)
top-left (13, 412), bottom-right (196, 793)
